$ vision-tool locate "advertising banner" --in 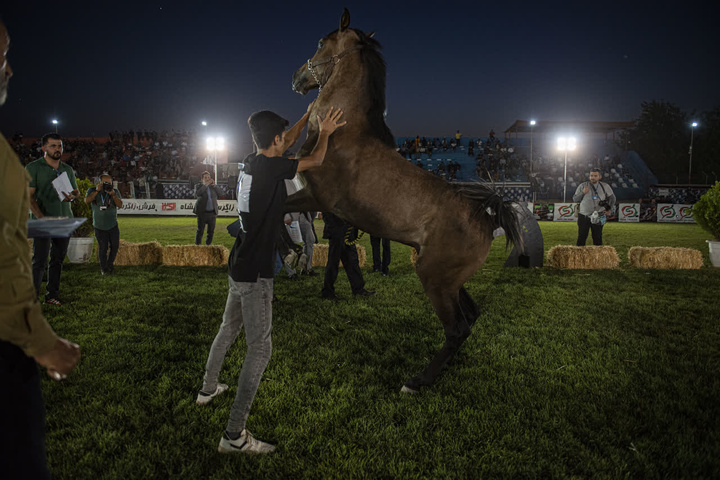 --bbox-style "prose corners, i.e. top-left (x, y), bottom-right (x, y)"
top-left (553, 203), bottom-right (577, 222)
top-left (657, 204), bottom-right (695, 223)
top-left (118, 199), bottom-right (238, 216)
top-left (618, 203), bottom-right (640, 222)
